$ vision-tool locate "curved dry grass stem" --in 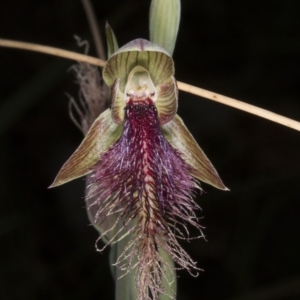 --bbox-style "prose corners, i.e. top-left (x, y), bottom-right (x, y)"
top-left (177, 81), bottom-right (300, 132)
top-left (1, 38), bottom-right (300, 132)
top-left (0, 39), bottom-right (105, 67)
